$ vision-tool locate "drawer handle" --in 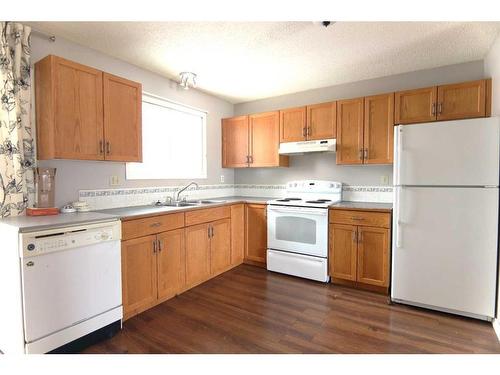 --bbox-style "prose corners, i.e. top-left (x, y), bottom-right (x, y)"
top-left (351, 217), bottom-right (365, 221)
top-left (150, 222), bottom-right (162, 227)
